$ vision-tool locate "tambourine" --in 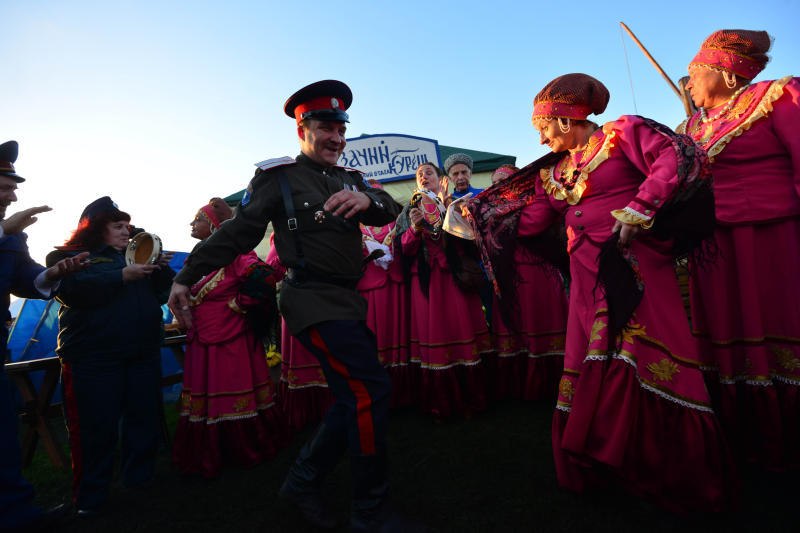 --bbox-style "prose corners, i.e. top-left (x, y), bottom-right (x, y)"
top-left (125, 232), bottom-right (162, 265)
top-left (443, 193), bottom-right (475, 240)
